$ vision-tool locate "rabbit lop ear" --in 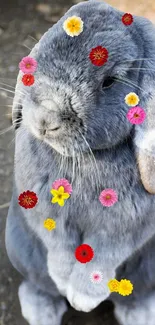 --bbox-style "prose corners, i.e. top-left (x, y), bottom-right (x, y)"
top-left (133, 17), bottom-right (155, 194)
top-left (12, 42), bottom-right (40, 130)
